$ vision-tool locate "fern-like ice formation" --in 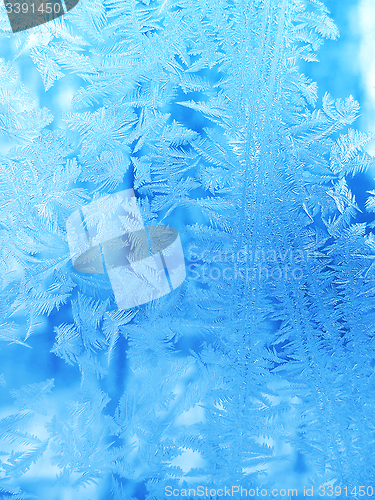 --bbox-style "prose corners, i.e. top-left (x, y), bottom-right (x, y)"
top-left (0, 0), bottom-right (375, 498)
